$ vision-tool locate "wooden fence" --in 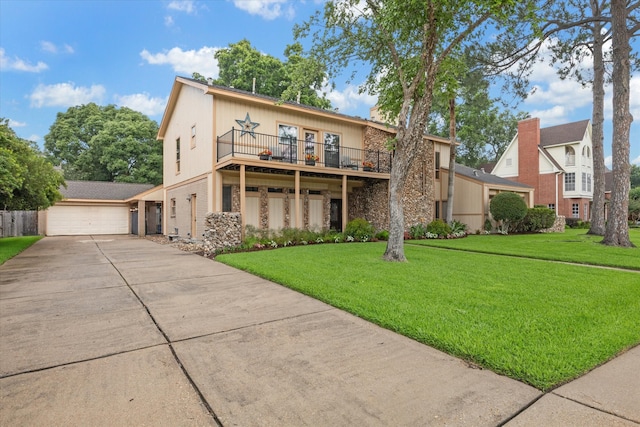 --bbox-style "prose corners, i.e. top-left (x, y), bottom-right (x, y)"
top-left (0, 211), bottom-right (39, 237)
